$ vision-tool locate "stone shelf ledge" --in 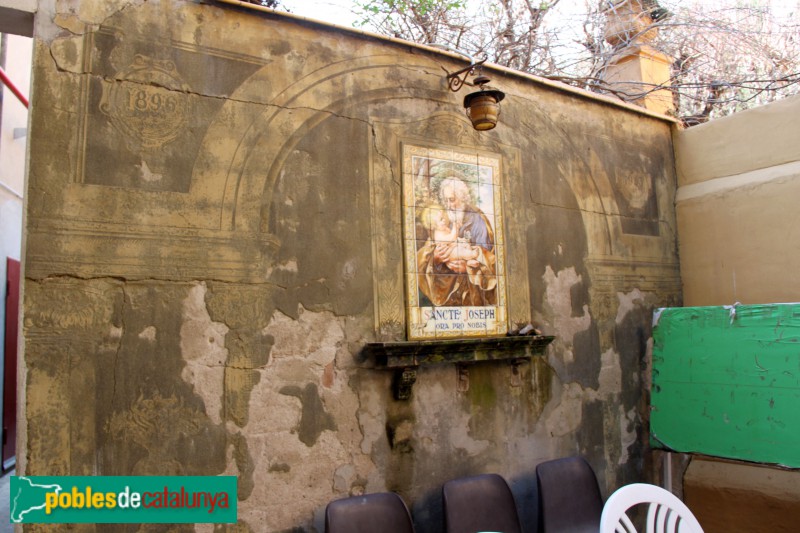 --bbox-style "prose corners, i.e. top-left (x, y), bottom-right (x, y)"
top-left (365, 335), bottom-right (556, 400)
